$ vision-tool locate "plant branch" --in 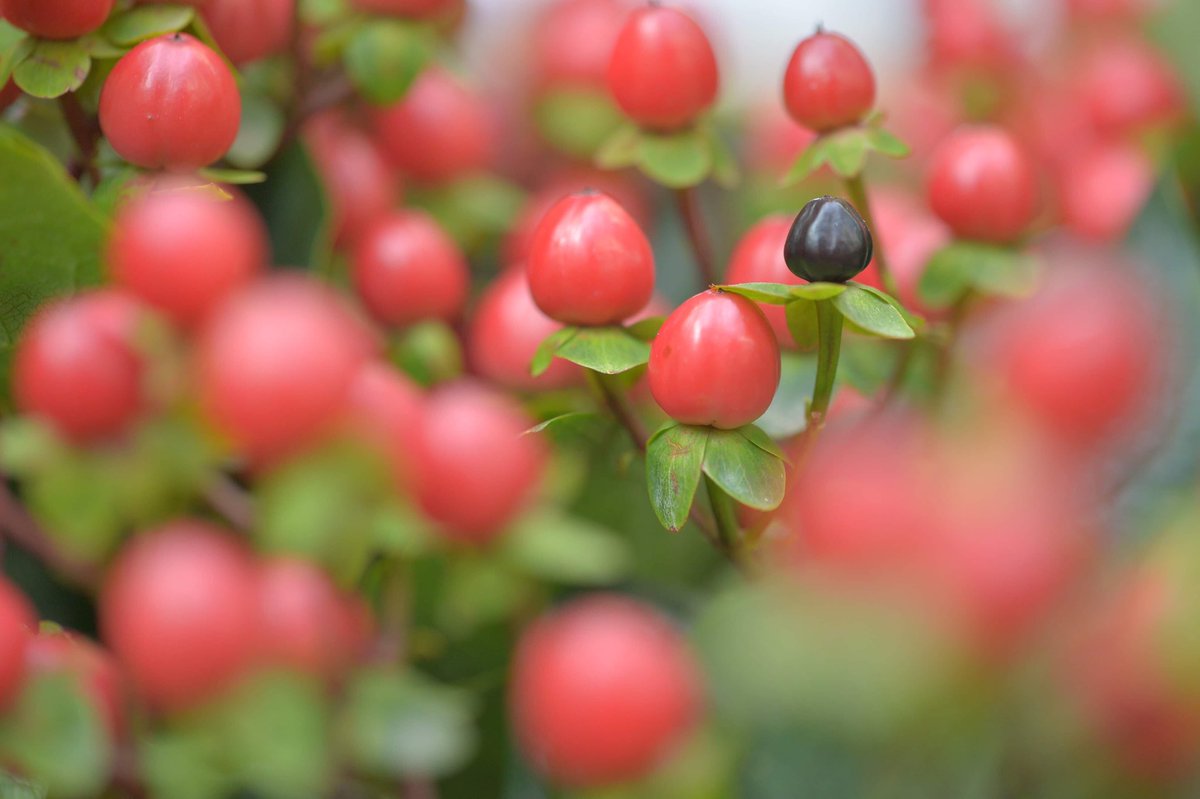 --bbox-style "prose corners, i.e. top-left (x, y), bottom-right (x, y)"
top-left (202, 473), bottom-right (256, 532)
top-left (703, 476), bottom-right (742, 564)
top-left (0, 477), bottom-right (99, 589)
top-left (674, 187), bottom-right (717, 286)
top-left (842, 173), bottom-right (899, 297)
top-left (57, 92), bottom-right (100, 185)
